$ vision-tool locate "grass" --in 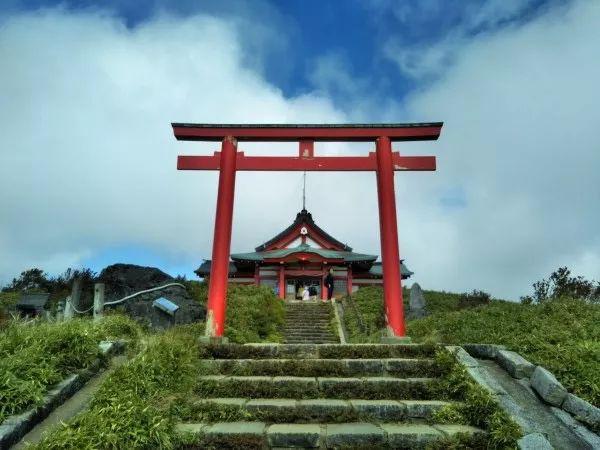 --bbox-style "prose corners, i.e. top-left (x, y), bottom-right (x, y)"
top-left (0, 314), bottom-right (142, 423)
top-left (408, 297), bottom-right (600, 406)
top-left (187, 282), bottom-right (285, 344)
top-left (341, 286), bottom-right (600, 406)
top-left (32, 324), bottom-right (201, 450)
